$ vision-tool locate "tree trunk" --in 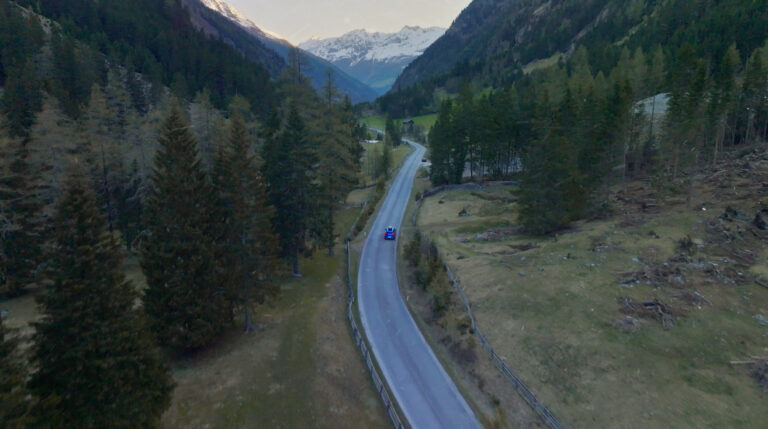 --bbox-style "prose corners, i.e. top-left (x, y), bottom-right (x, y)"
top-left (713, 119), bottom-right (724, 167)
top-left (648, 96), bottom-right (656, 141)
top-left (292, 245), bottom-right (301, 277)
top-left (243, 302), bottom-right (254, 332)
top-left (99, 140), bottom-right (114, 232)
